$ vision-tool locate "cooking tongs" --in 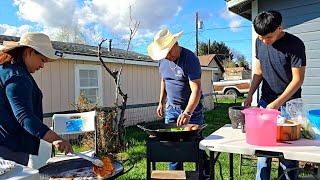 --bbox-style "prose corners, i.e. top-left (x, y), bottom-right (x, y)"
top-left (73, 151), bottom-right (104, 167)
